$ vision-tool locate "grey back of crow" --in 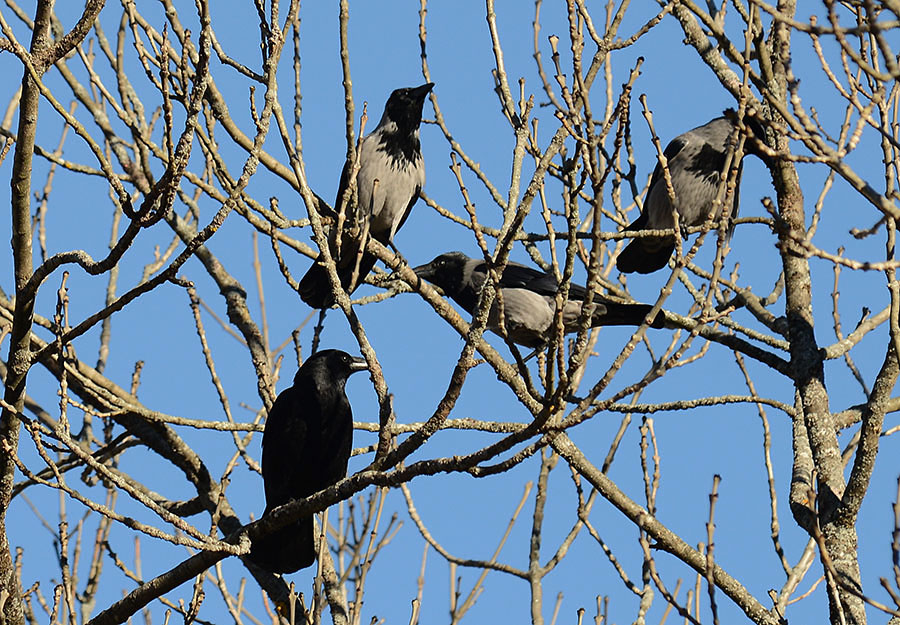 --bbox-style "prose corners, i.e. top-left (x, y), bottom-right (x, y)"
top-left (616, 113), bottom-right (769, 274)
top-left (248, 350), bottom-right (367, 573)
top-left (415, 252), bottom-right (663, 348)
top-left (299, 84), bottom-right (433, 308)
